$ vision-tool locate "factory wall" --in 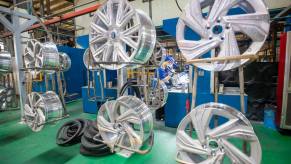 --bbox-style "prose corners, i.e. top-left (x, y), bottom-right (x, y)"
top-left (74, 0), bottom-right (291, 37)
